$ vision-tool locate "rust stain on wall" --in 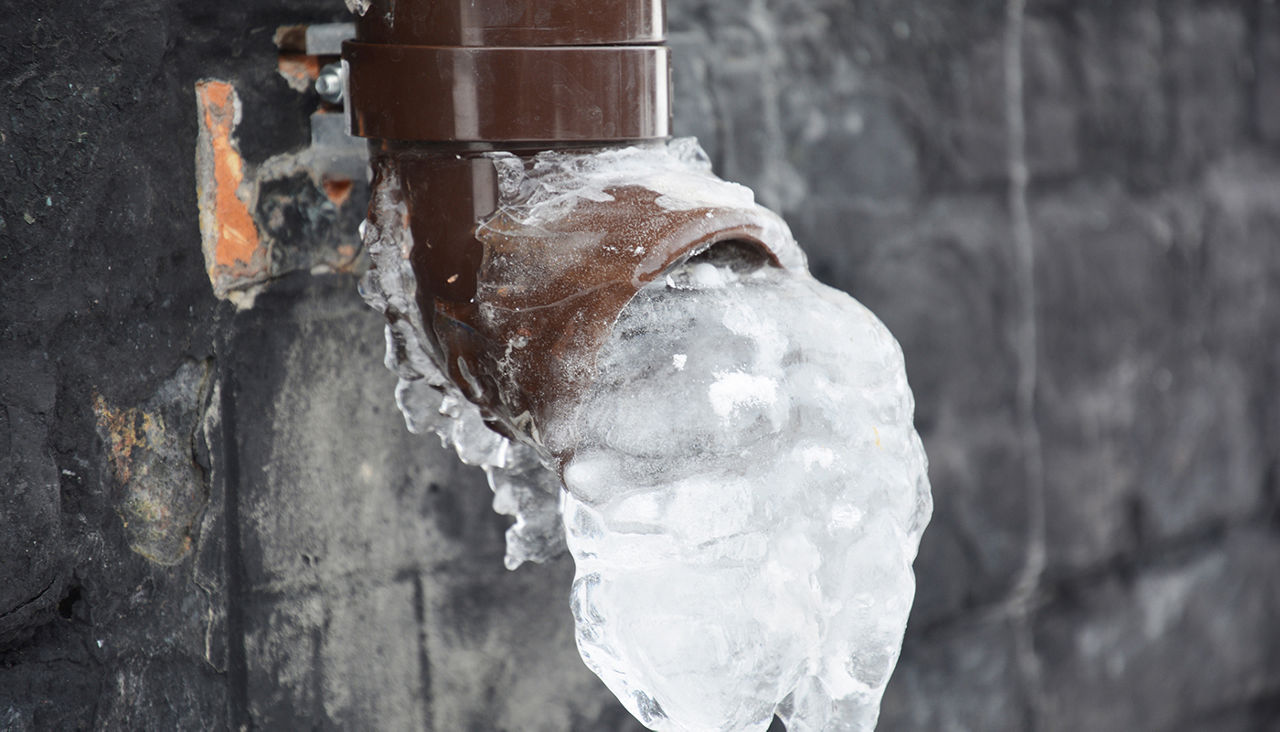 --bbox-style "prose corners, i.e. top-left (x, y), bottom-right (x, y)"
top-left (94, 394), bottom-right (151, 486)
top-left (92, 361), bottom-right (212, 566)
top-left (322, 177), bottom-right (354, 207)
top-left (196, 80), bottom-right (269, 307)
top-left (277, 54), bottom-right (322, 93)
top-left (192, 74), bottom-right (370, 303)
